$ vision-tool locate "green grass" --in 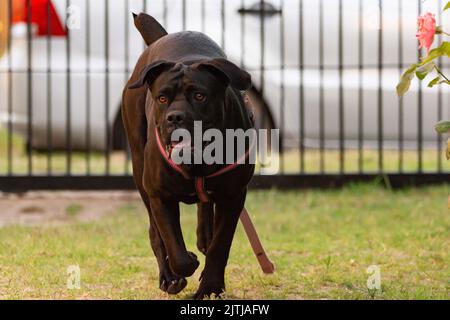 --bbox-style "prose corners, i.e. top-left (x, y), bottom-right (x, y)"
top-left (0, 129), bottom-right (131, 175)
top-left (1, 129), bottom-right (450, 175)
top-left (279, 149), bottom-right (450, 174)
top-left (0, 184), bottom-right (448, 299)
top-left (65, 204), bottom-right (83, 217)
